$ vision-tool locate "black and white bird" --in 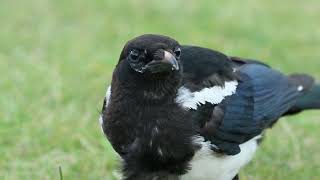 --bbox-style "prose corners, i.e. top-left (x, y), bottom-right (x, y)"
top-left (99, 34), bottom-right (320, 180)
